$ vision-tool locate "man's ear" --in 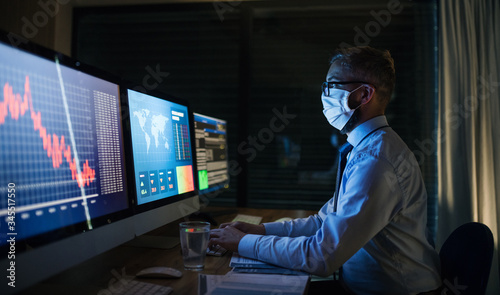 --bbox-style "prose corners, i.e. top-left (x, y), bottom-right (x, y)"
top-left (361, 85), bottom-right (376, 104)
